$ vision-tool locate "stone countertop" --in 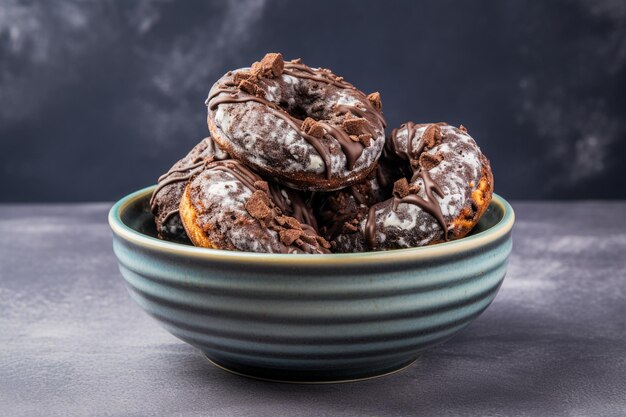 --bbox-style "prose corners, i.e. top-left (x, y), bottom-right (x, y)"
top-left (1, 202), bottom-right (625, 417)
